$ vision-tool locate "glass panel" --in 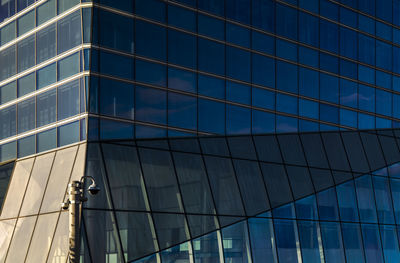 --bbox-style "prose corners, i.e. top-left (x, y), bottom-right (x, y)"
top-left (58, 79), bottom-right (80, 120)
top-left (187, 215), bottom-right (218, 238)
top-left (193, 231), bottom-right (223, 263)
top-left (58, 52), bottom-right (80, 81)
top-left (172, 152), bottom-right (216, 214)
top-left (58, 121), bottom-right (80, 147)
top-left (298, 221), bottom-right (323, 263)
top-left (0, 219), bottom-right (16, 263)
top-left (373, 176), bottom-right (395, 224)
top-left (341, 132), bottom-right (370, 173)
top-left (204, 156), bottom-right (245, 216)
top-left (274, 219), bottom-right (301, 263)
top-left (0, 81), bottom-right (16, 104)
top-left (355, 175), bottom-right (378, 223)
top-left (317, 188), bottom-right (339, 221)
top-left (0, 105), bottom-right (16, 140)
top-left (101, 144), bottom-right (147, 211)
top-left (37, 0), bottom-right (56, 25)
top-left (116, 211), bottom-right (157, 261)
top-left (0, 158), bottom-right (34, 219)
top-left (377, 132), bottom-right (400, 165)
top-left (99, 78), bottom-right (134, 120)
top-left (260, 163), bottom-right (293, 207)
top-left (320, 222), bottom-right (346, 263)
top-left (222, 221), bottom-right (251, 263)
top-left (285, 165), bottom-right (314, 200)
top-left (0, 162), bottom-right (13, 209)
top-left (199, 137), bottom-right (230, 157)
top-left (295, 195), bottom-right (318, 220)
top-left (25, 213), bottom-right (58, 263)
top-left (277, 134), bottom-right (306, 165)
top-left (46, 212), bottom-right (69, 263)
top-left (57, 10), bottom-right (82, 54)
top-left (342, 223), bottom-right (365, 263)
top-left (36, 24), bottom-right (56, 64)
top-left (19, 152), bottom-right (55, 216)
top-left (391, 178), bottom-right (400, 224)
top-left (152, 213), bottom-right (189, 250)
top-left (18, 73), bottom-right (35, 97)
top-left (138, 148), bottom-right (182, 212)
top-left (37, 128), bottom-right (56, 153)
top-left (361, 224), bottom-right (384, 263)
top-left (17, 97), bottom-right (35, 133)
top-left (6, 216), bottom-right (36, 262)
top-left (309, 168), bottom-right (334, 192)
top-left (40, 146), bottom-right (78, 213)
top-left (233, 159), bottom-right (270, 215)
top-left (0, 46), bottom-right (16, 81)
top-left (300, 133), bottom-right (329, 169)
top-left (37, 88), bottom-right (56, 127)
top-left (17, 35), bottom-right (35, 72)
top-left (248, 217), bottom-right (277, 262)
top-left (37, 63), bottom-right (56, 89)
top-left (321, 133), bottom-right (350, 171)
top-left (336, 180), bottom-right (359, 222)
top-left (381, 225), bottom-right (400, 262)
top-left (360, 132), bottom-right (386, 171)
top-left (17, 10), bottom-right (34, 36)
